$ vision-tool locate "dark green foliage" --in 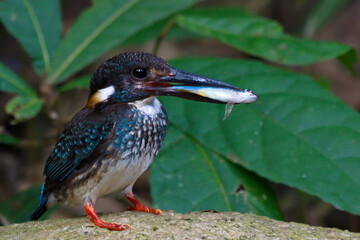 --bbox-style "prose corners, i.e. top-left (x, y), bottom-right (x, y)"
top-left (0, 186), bottom-right (56, 223)
top-left (0, 134), bottom-right (18, 145)
top-left (0, 0), bottom-right (358, 224)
